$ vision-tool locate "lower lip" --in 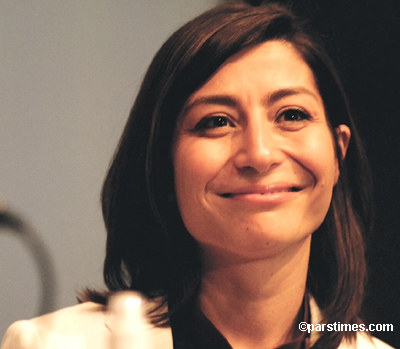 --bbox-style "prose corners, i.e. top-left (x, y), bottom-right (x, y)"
top-left (220, 191), bottom-right (301, 206)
